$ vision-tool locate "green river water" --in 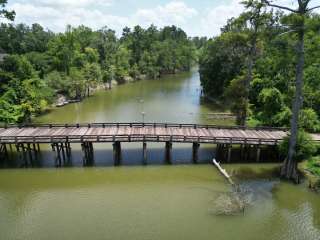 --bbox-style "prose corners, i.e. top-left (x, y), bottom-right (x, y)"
top-left (0, 70), bottom-right (319, 240)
